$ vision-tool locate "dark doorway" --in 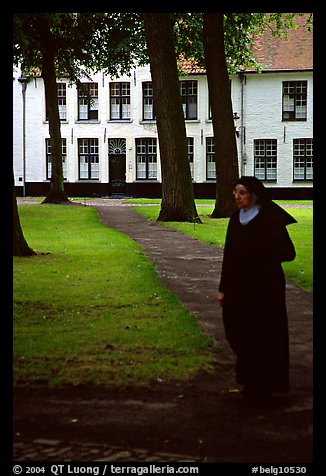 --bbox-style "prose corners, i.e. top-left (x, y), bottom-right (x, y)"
top-left (108, 139), bottom-right (127, 195)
